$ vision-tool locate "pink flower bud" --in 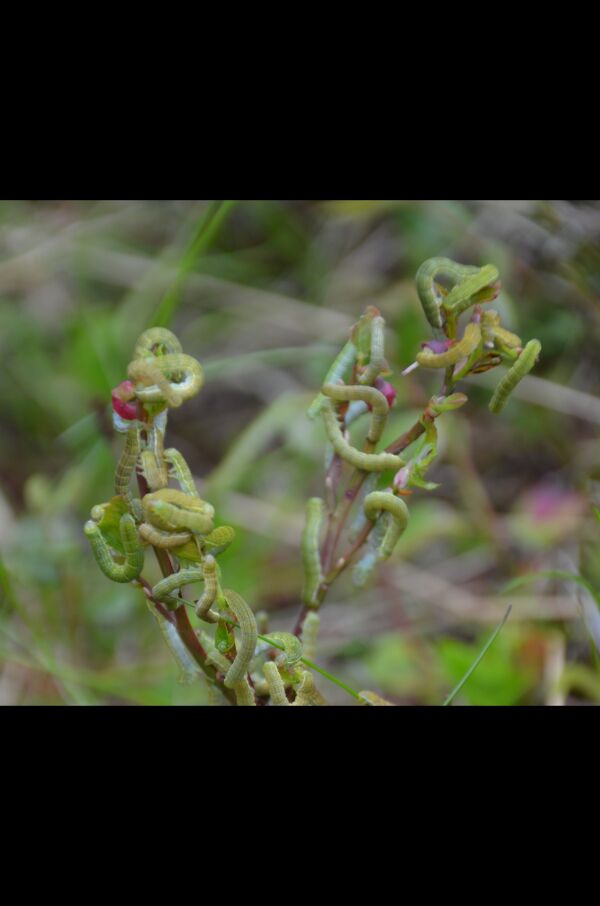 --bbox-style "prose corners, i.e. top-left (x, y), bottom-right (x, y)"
top-left (420, 338), bottom-right (454, 354)
top-left (374, 377), bottom-right (397, 408)
top-left (393, 467), bottom-right (410, 490)
top-left (111, 380), bottom-right (138, 421)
